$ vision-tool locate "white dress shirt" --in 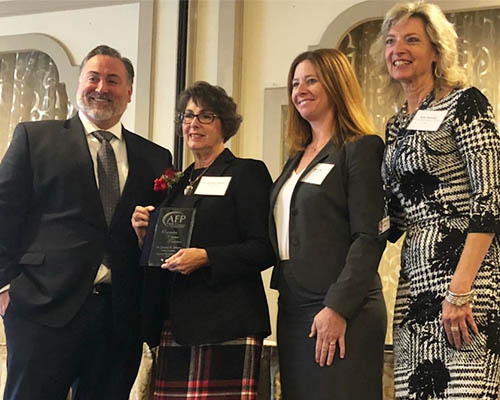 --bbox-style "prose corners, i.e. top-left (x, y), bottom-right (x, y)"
top-left (273, 169), bottom-right (304, 261)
